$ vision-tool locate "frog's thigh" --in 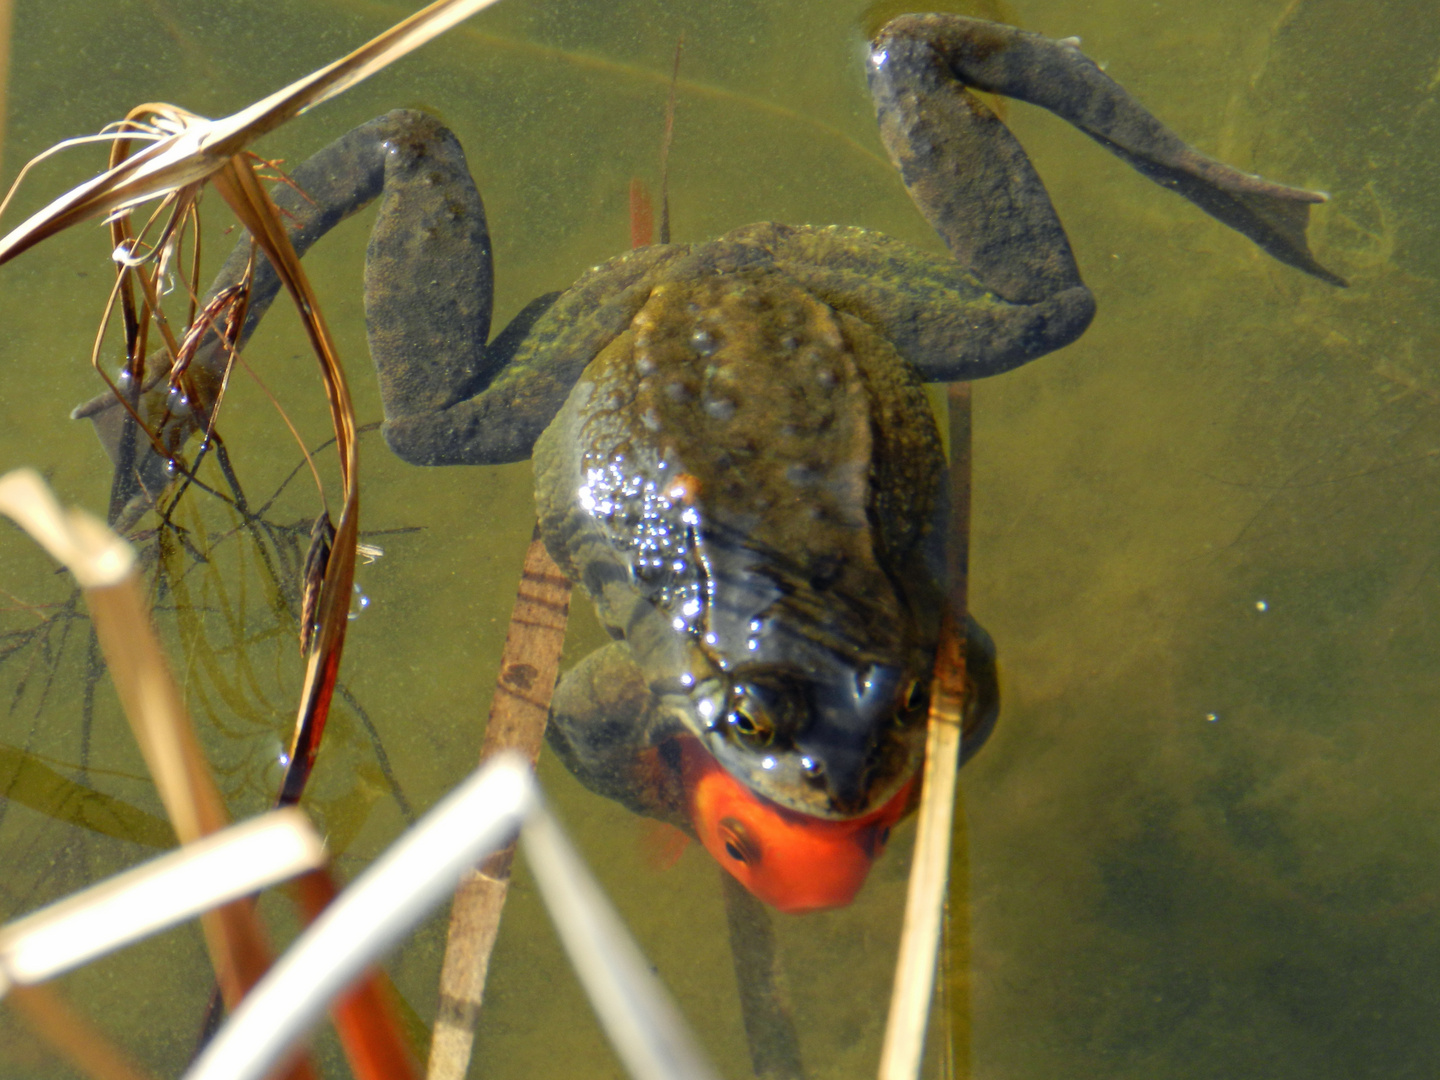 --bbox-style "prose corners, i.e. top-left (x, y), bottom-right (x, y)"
top-left (362, 112), bottom-right (497, 428)
top-left (547, 641), bottom-right (686, 825)
top-left (748, 223), bottom-right (1094, 381)
top-left (382, 246), bottom-right (687, 467)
